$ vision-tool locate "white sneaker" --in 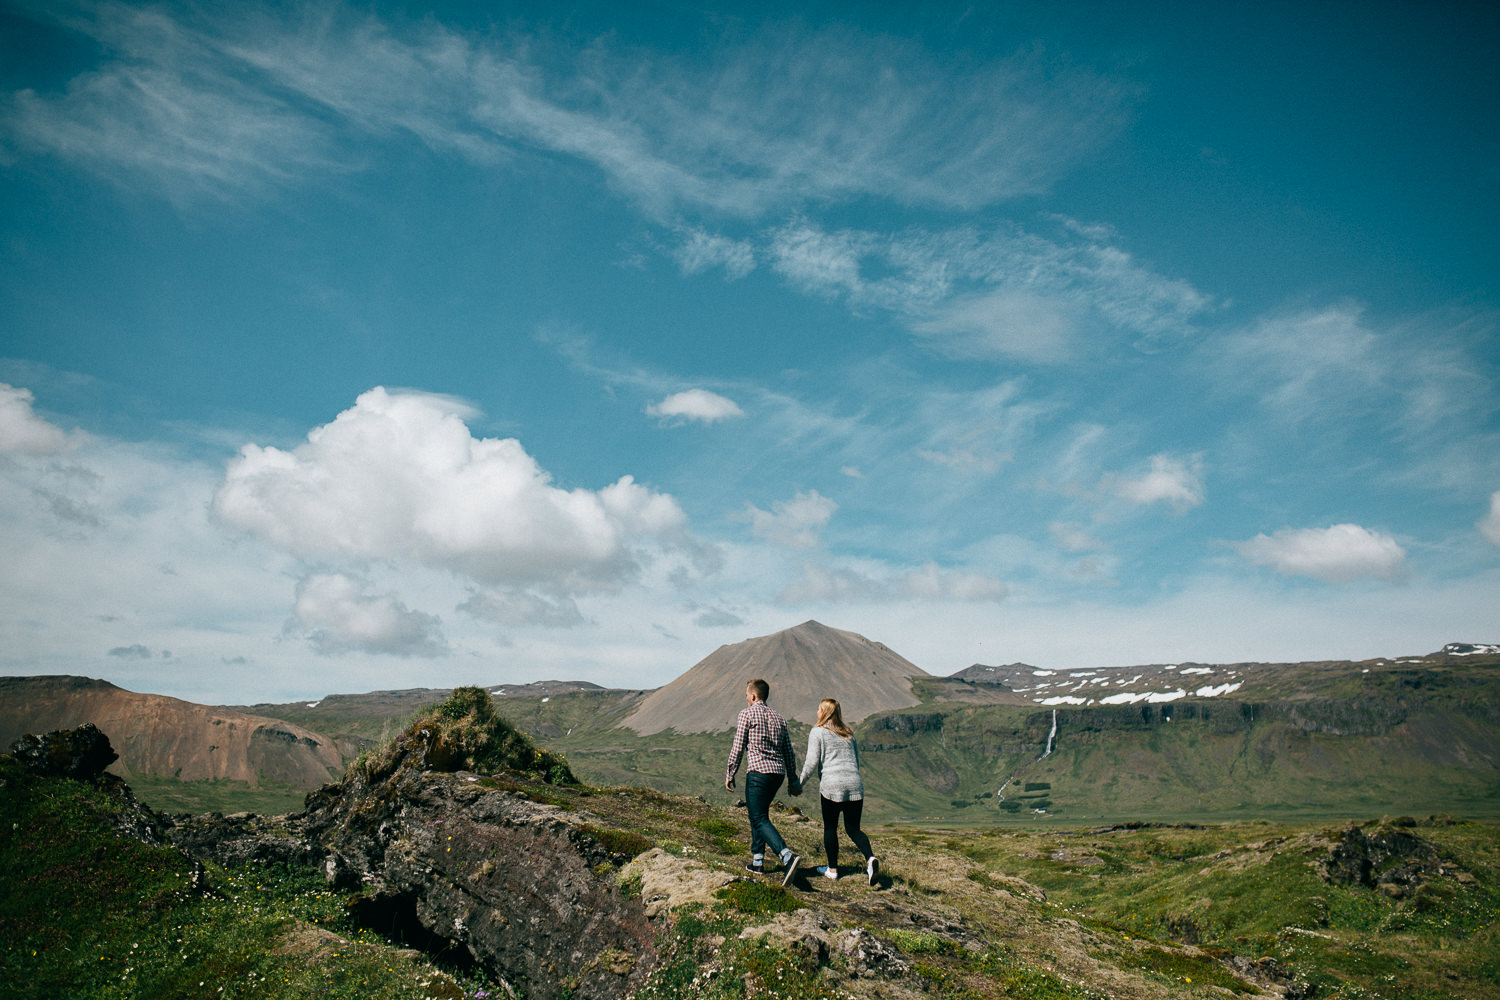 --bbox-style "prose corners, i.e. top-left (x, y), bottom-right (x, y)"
top-left (816, 865), bottom-right (838, 879)
top-left (867, 856), bottom-right (879, 885)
